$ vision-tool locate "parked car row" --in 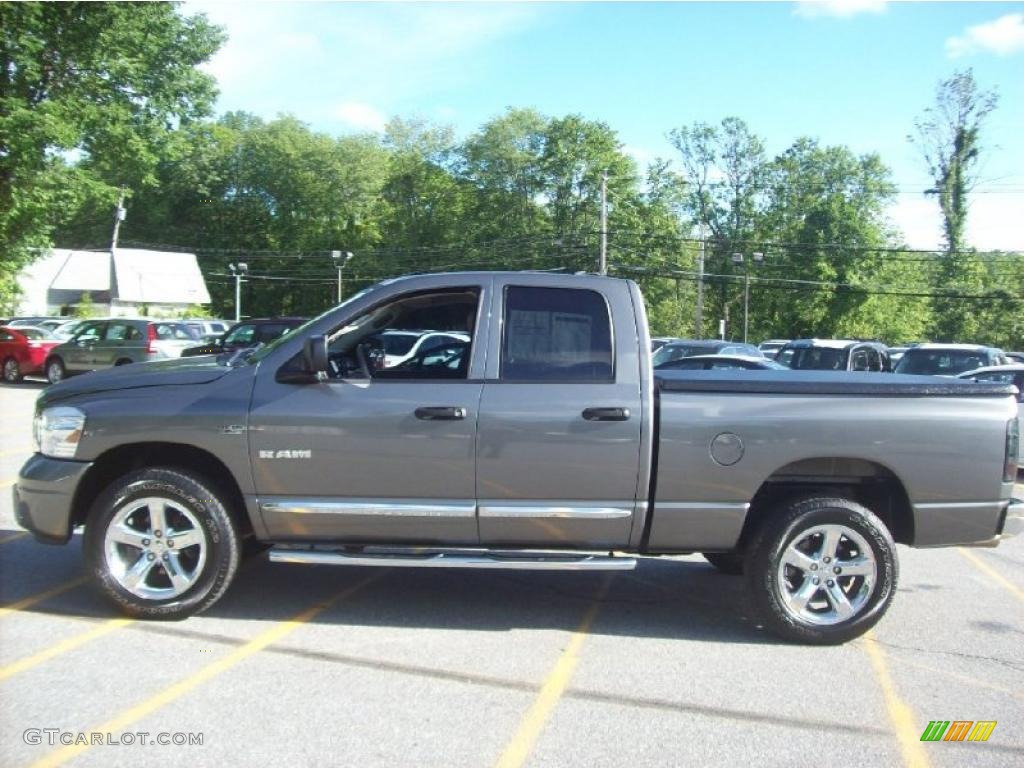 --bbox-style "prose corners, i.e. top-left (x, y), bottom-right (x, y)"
top-left (1, 317), bottom-right (479, 386)
top-left (652, 337), bottom-right (1020, 378)
top-left (1, 316), bottom-right (237, 384)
